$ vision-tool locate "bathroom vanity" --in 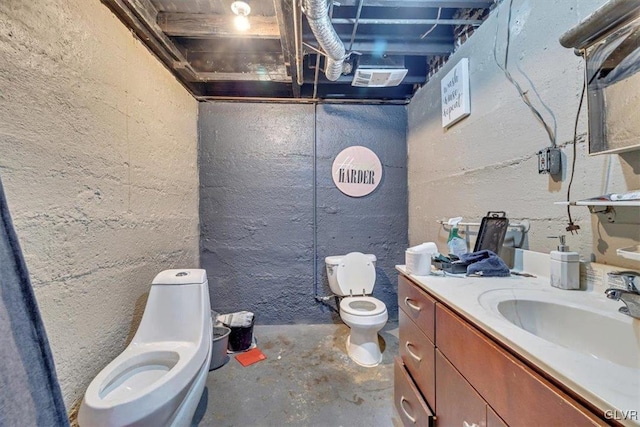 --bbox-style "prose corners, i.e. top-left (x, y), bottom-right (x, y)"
top-left (394, 267), bottom-right (636, 427)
